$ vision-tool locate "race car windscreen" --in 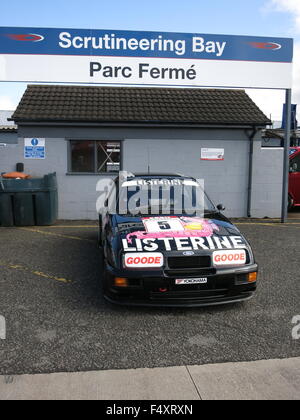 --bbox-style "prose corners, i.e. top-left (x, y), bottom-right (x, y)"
top-left (117, 178), bottom-right (216, 216)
